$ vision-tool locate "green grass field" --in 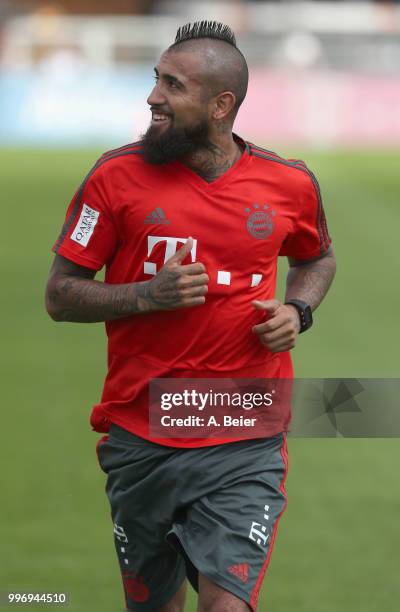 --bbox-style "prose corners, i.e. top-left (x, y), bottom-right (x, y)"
top-left (1, 148), bottom-right (399, 611)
